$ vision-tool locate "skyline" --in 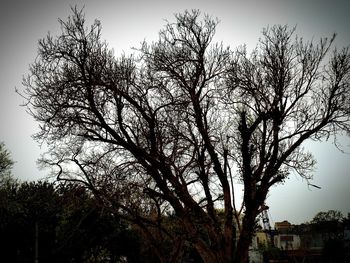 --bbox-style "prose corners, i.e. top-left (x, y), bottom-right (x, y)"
top-left (1, 0), bottom-right (350, 224)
